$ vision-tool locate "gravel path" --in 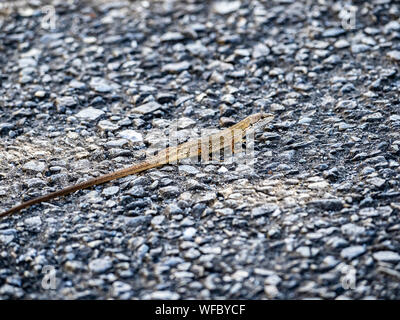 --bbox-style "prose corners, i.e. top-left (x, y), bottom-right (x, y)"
top-left (0, 0), bottom-right (400, 299)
